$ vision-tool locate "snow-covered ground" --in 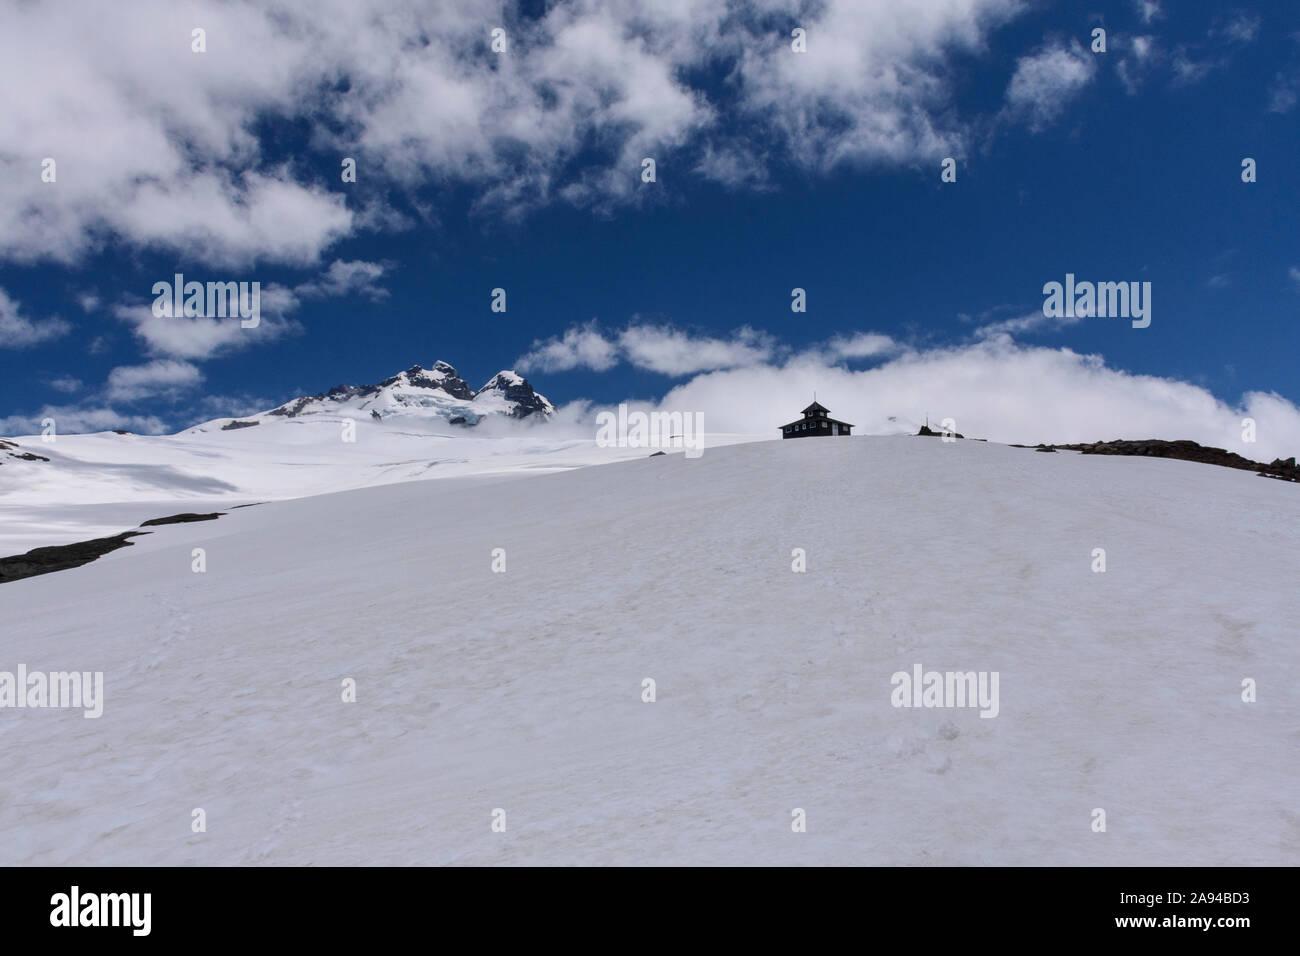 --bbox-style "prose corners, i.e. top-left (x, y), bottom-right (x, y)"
top-left (1, 435), bottom-right (1296, 865)
top-left (0, 418), bottom-right (762, 554)
top-left (1, 356), bottom-right (770, 554)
